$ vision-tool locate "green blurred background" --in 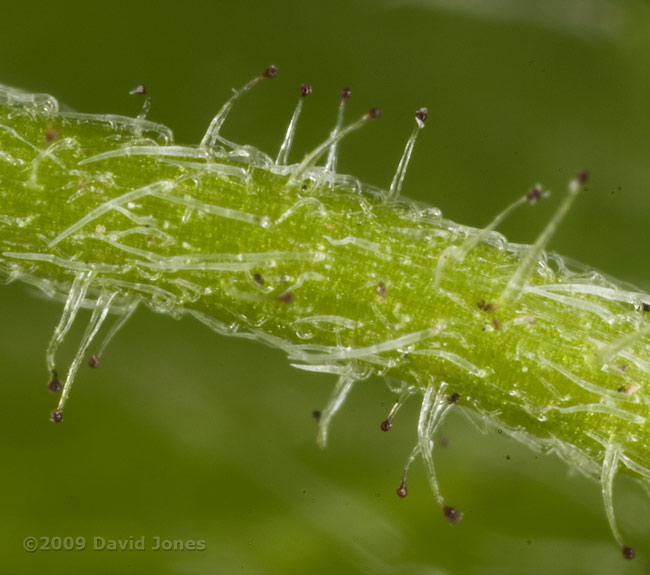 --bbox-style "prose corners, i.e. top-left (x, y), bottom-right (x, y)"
top-left (2, 0), bottom-right (650, 573)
